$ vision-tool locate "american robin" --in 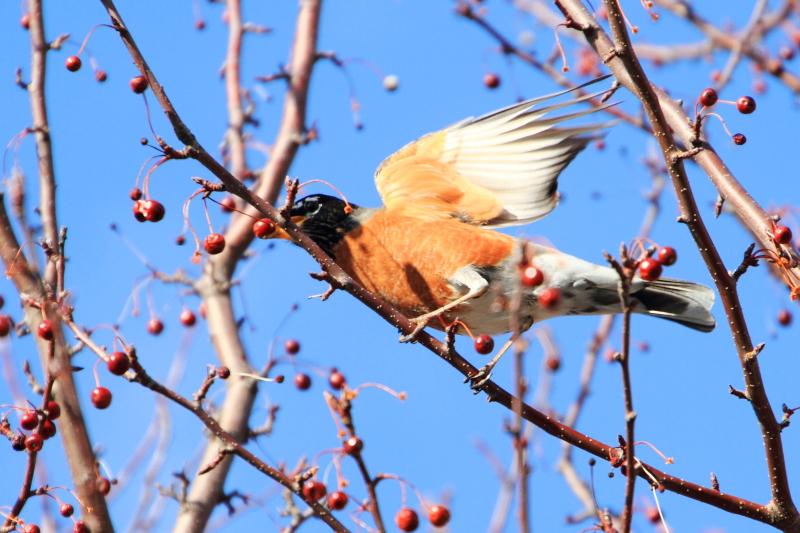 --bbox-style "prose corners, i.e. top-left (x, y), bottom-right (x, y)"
top-left (269, 79), bottom-right (715, 384)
